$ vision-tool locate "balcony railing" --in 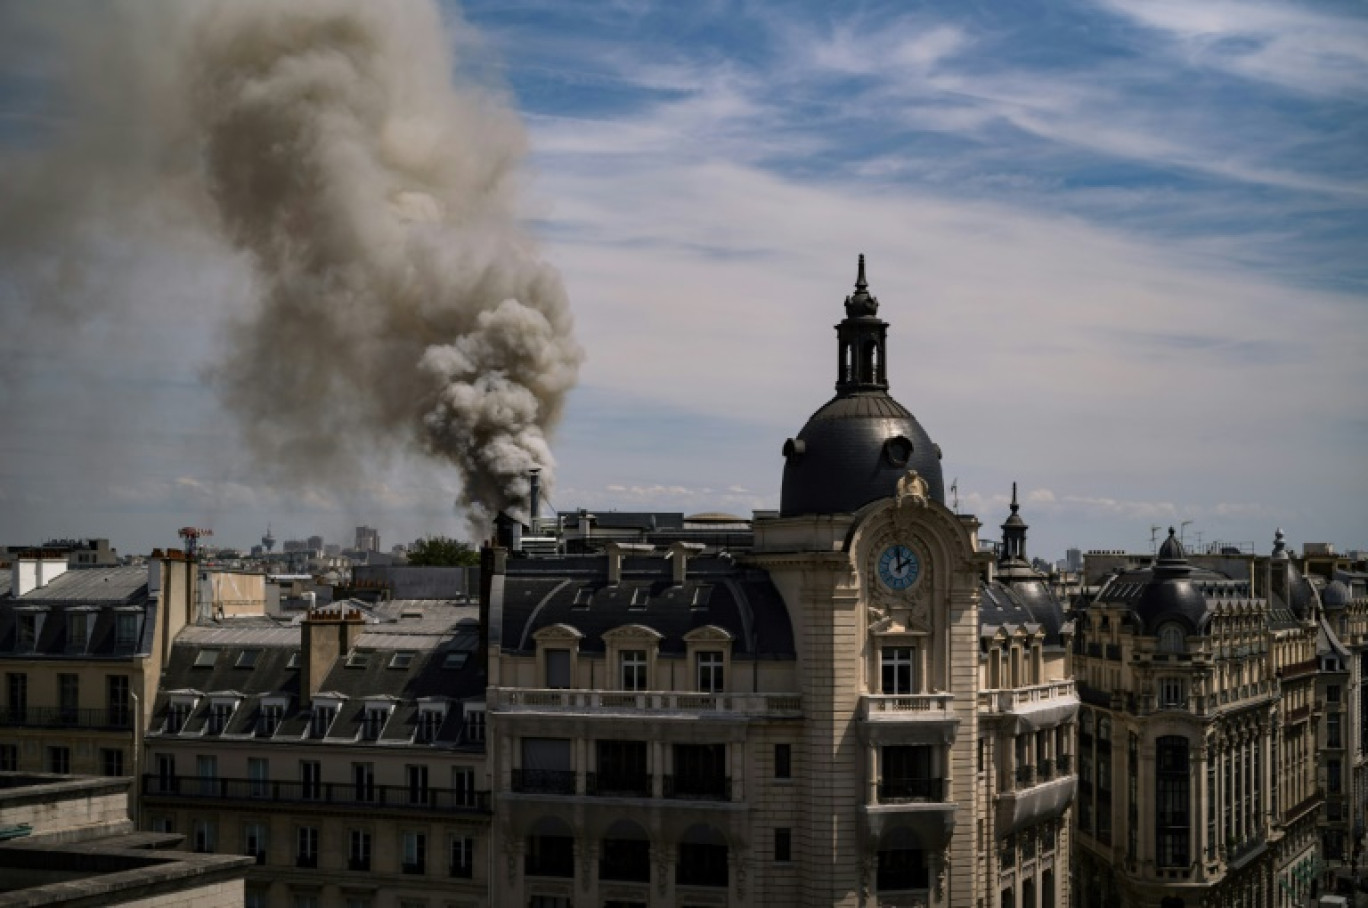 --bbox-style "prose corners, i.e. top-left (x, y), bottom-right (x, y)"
top-left (1037, 758), bottom-right (1055, 782)
top-left (978, 680), bottom-right (1077, 713)
top-left (663, 774), bottom-right (731, 802)
top-left (862, 693), bottom-right (955, 720)
top-left (1016, 764), bottom-right (1035, 787)
top-left (1057, 754), bottom-right (1073, 774)
top-left (877, 777), bottom-right (944, 803)
top-left (511, 769), bottom-right (577, 796)
top-left (489, 687), bottom-right (800, 717)
top-left (586, 772), bottom-right (652, 798)
top-left (0, 705), bottom-right (133, 730)
top-left (142, 775), bottom-right (490, 813)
